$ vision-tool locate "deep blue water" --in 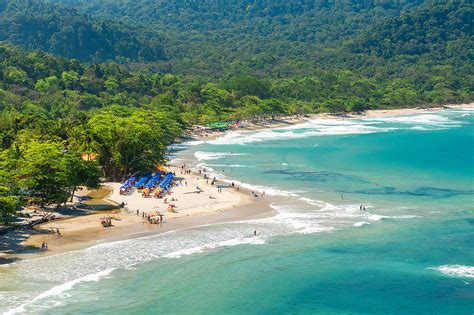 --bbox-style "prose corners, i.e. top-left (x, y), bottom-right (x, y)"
top-left (1, 109), bottom-right (473, 314)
